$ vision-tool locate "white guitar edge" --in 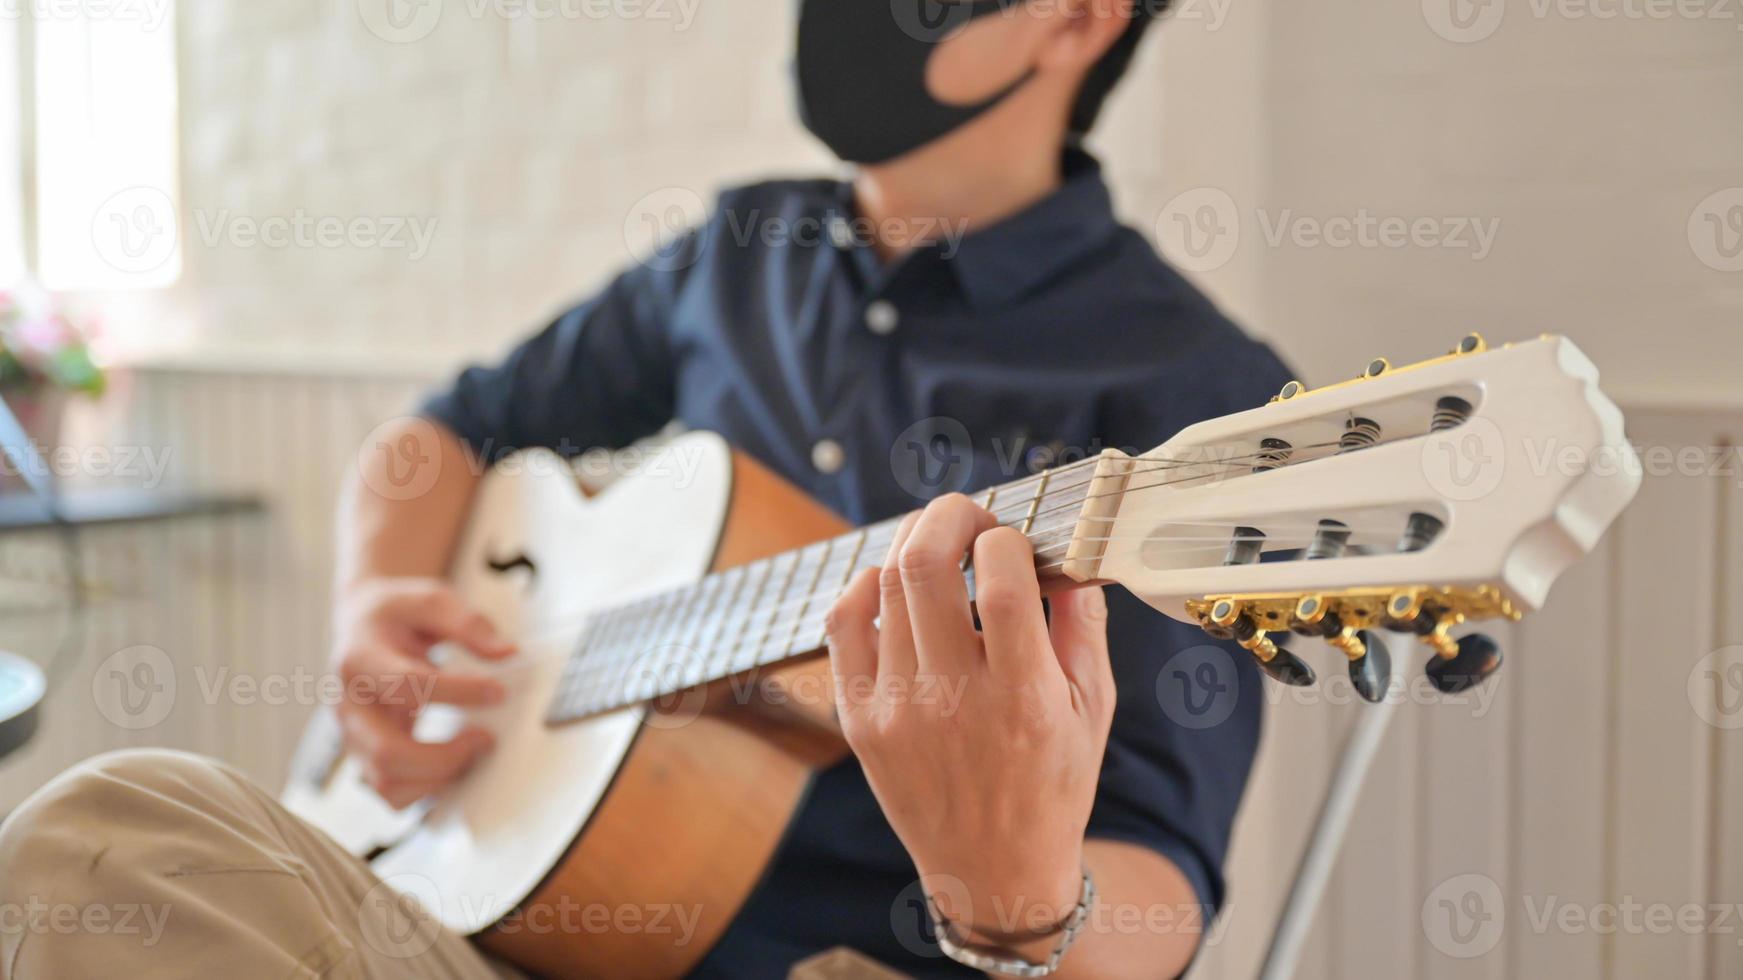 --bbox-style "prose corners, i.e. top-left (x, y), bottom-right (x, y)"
top-left (283, 430), bottom-right (735, 935)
